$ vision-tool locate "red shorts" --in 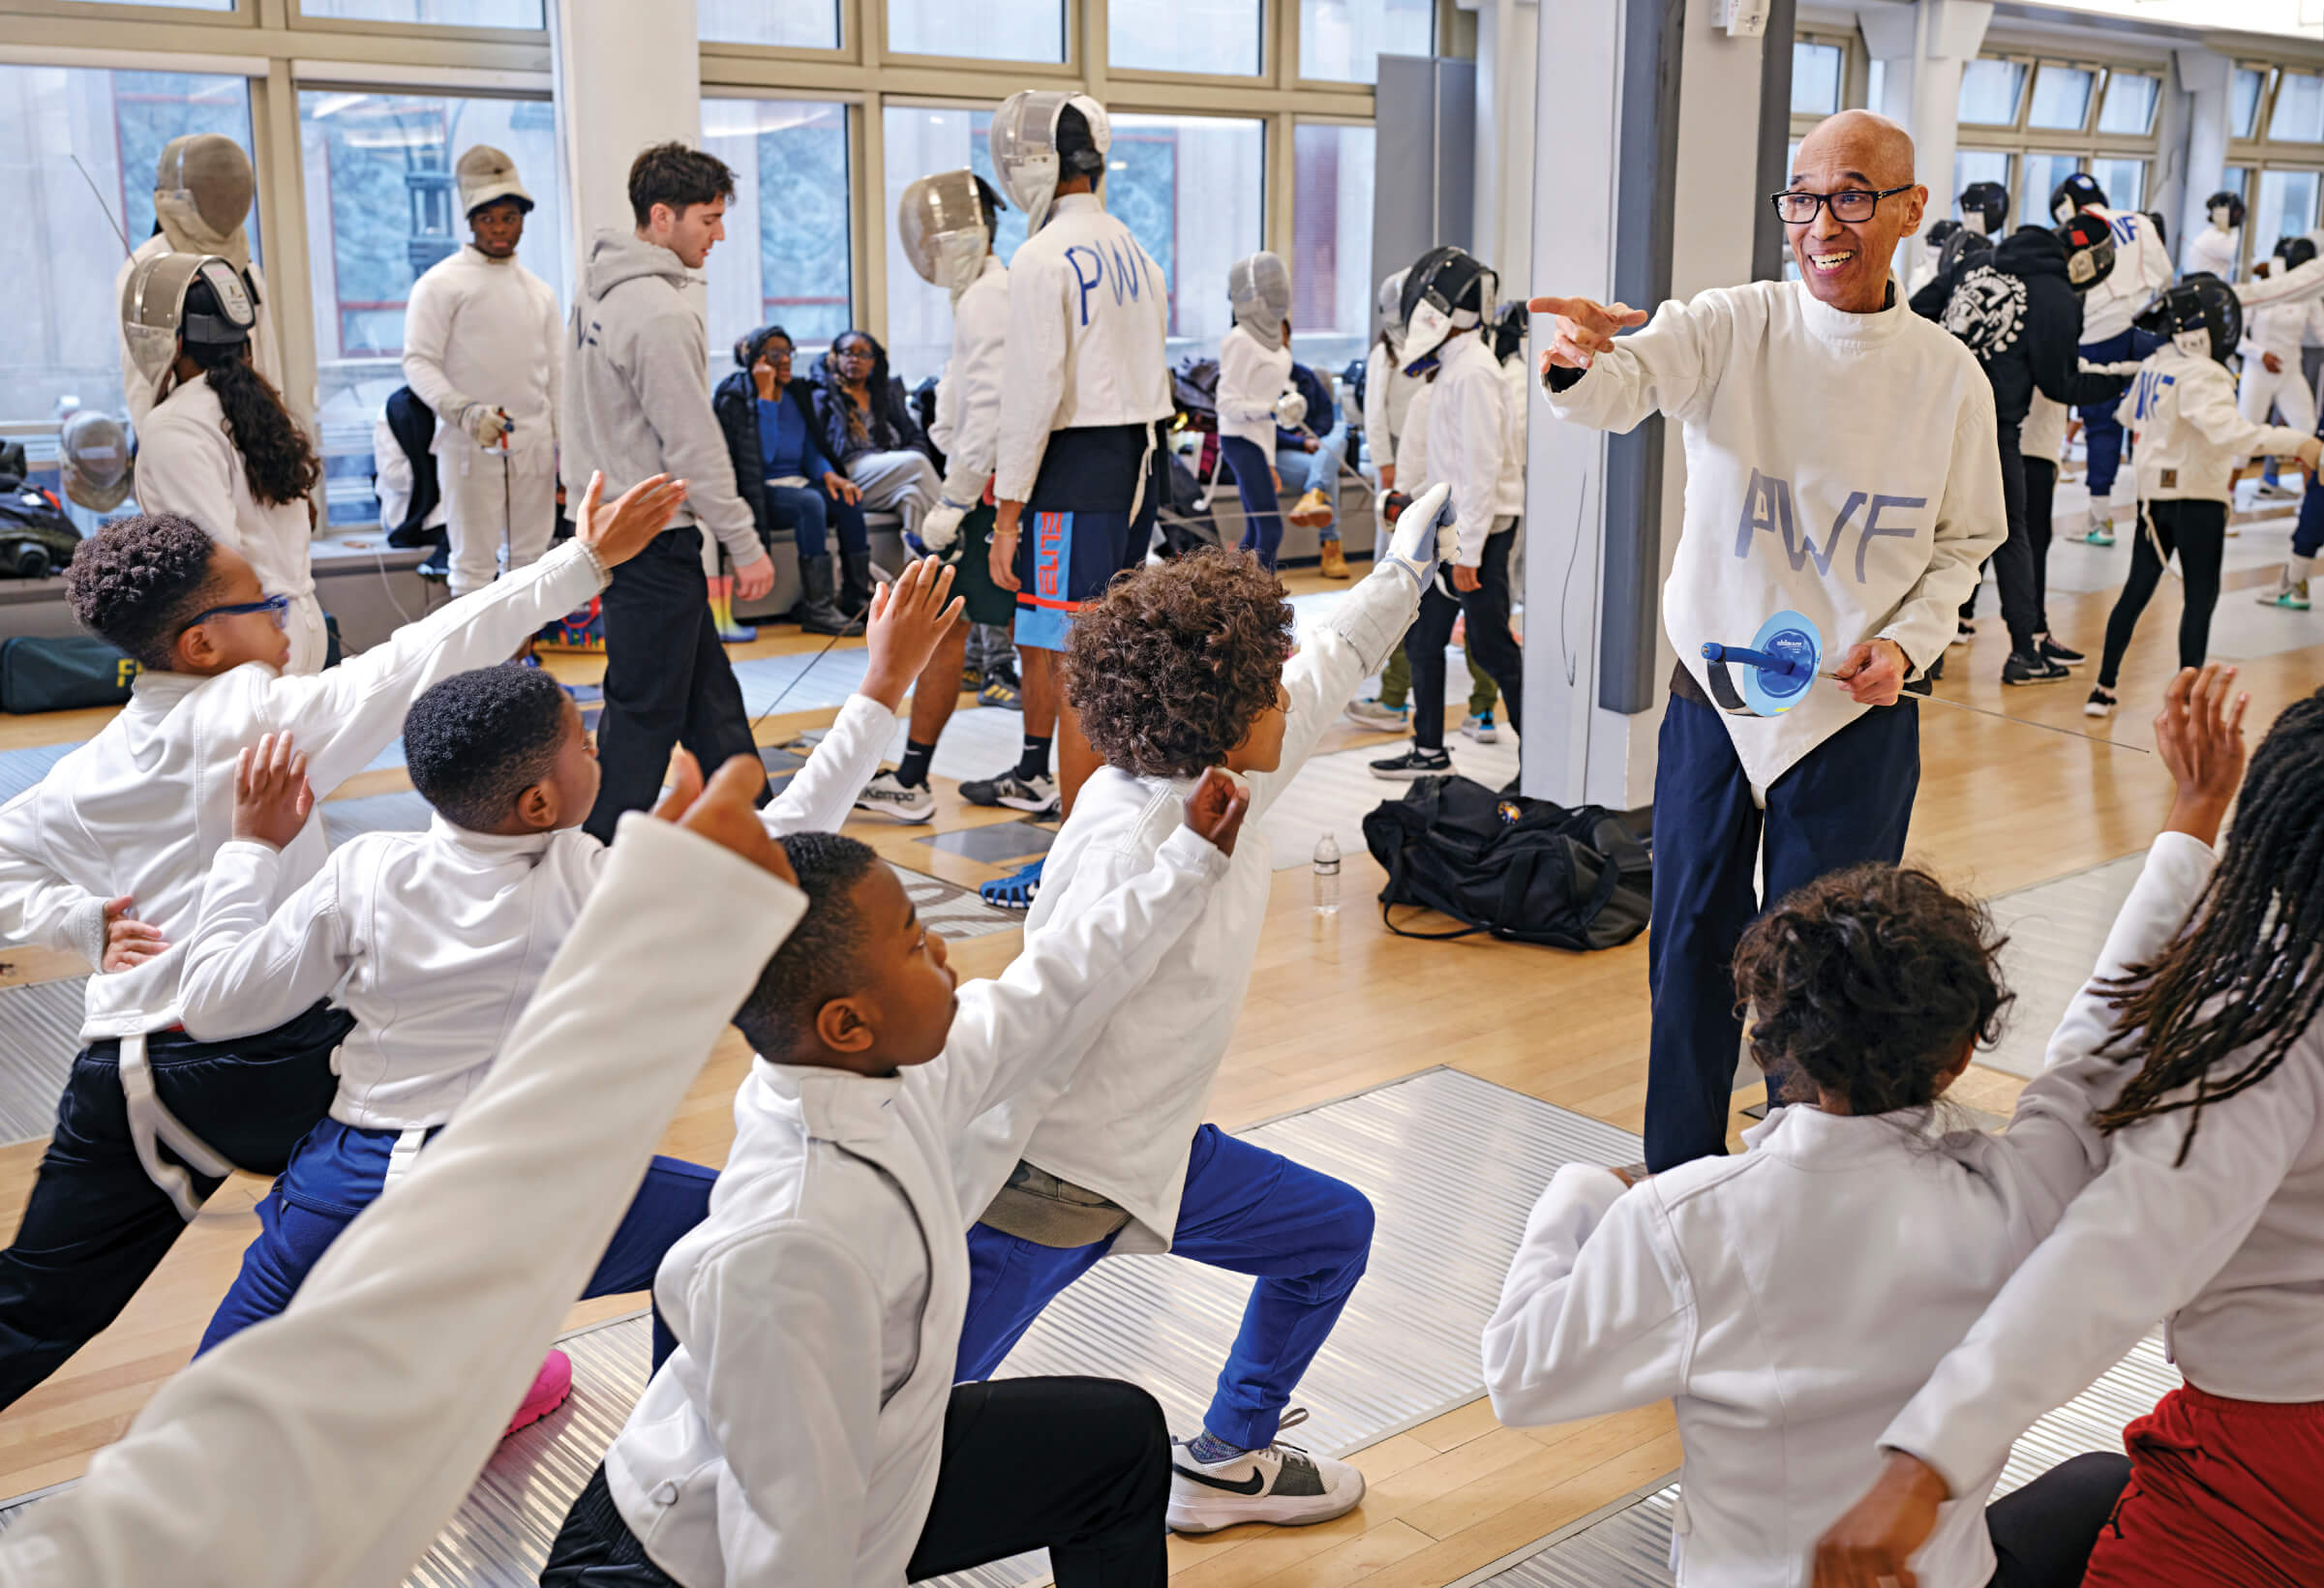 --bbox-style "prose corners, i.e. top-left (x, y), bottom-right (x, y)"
top-left (2083, 1384), bottom-right (2324, 1588)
